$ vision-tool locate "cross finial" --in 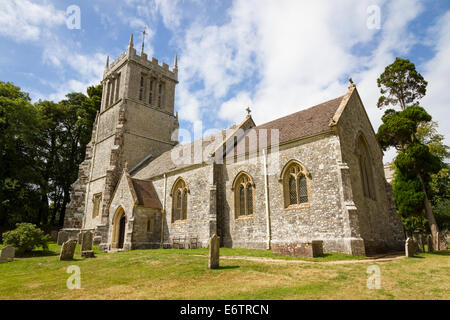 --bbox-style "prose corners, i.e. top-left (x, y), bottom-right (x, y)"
top-left (349, 77), bottom-right (354, 84)
top-left (246, 107), bottom-right (252, 116)
top-left (141, 26), bottom-right (148, 55)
